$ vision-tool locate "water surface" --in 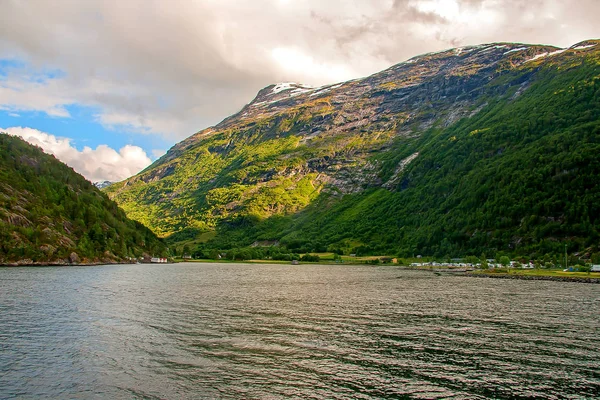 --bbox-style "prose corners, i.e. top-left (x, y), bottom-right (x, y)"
top-left (1, 263), bottom-right (599, 399)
